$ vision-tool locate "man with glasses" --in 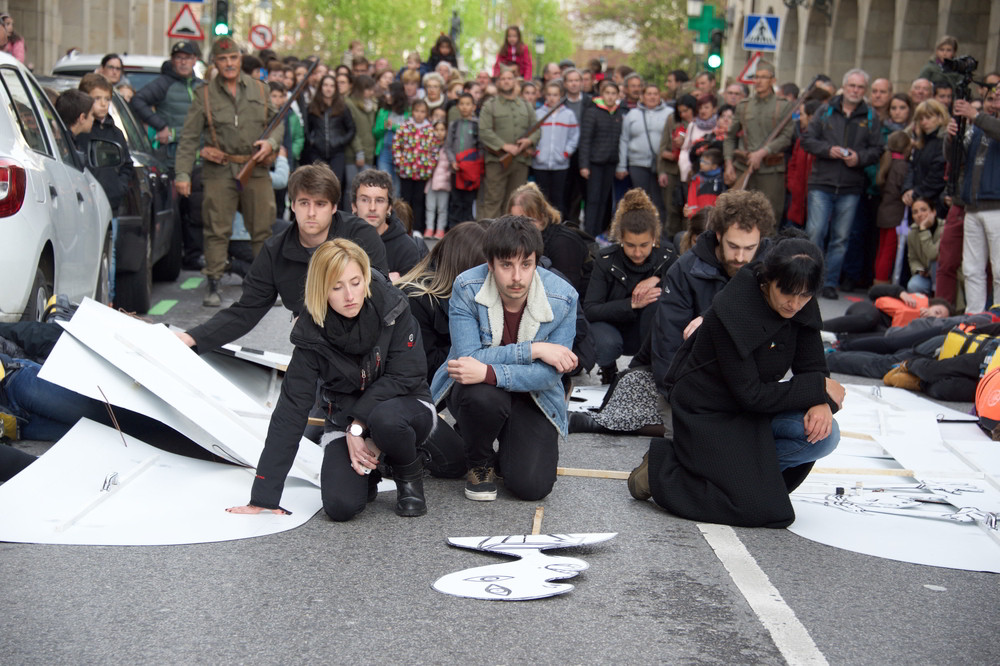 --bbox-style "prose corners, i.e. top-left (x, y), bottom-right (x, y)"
top-left (351, 168), bottom-right (423, 281)
top-left (723, 61), bottom-right (794, 222)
